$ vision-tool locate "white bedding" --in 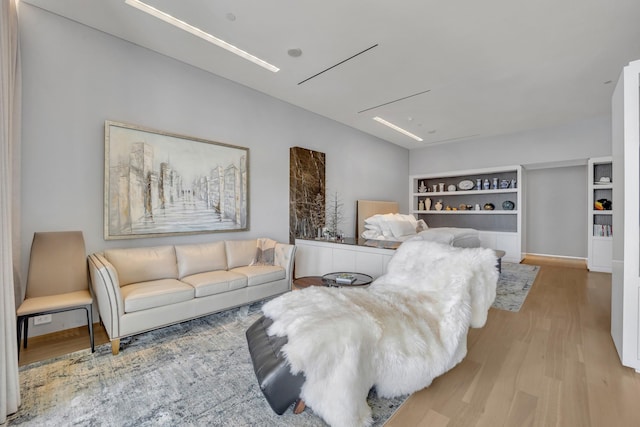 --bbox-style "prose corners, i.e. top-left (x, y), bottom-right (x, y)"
top-left (413, 227), bottom-right (480, 248)
top-left (361, 213), bottom-right (480, 248)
